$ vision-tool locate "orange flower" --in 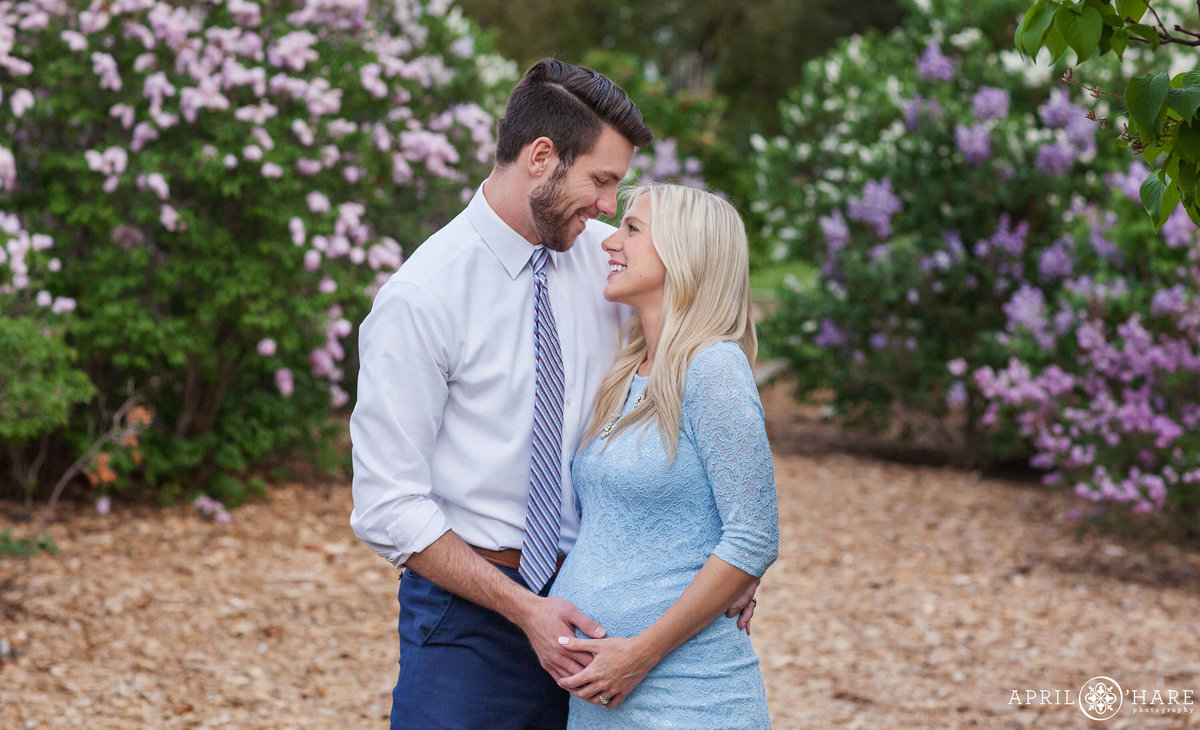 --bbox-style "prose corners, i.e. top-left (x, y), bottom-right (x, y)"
top-left (87, 452), bottom-right (118, 486)
top-left (126, 406), bottom-right (152, 427)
